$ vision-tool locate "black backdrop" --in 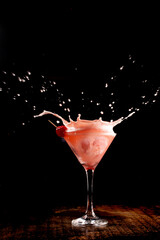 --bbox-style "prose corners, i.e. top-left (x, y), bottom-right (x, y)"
top-left (0, 4), bottom-right (160, 222)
